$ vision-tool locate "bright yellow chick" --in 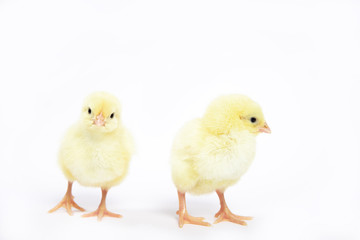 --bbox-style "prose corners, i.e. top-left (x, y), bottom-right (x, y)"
top-left (49, 92), bottom-right (134, 221)
top-left (171, 94), bottom-right (271, 227)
